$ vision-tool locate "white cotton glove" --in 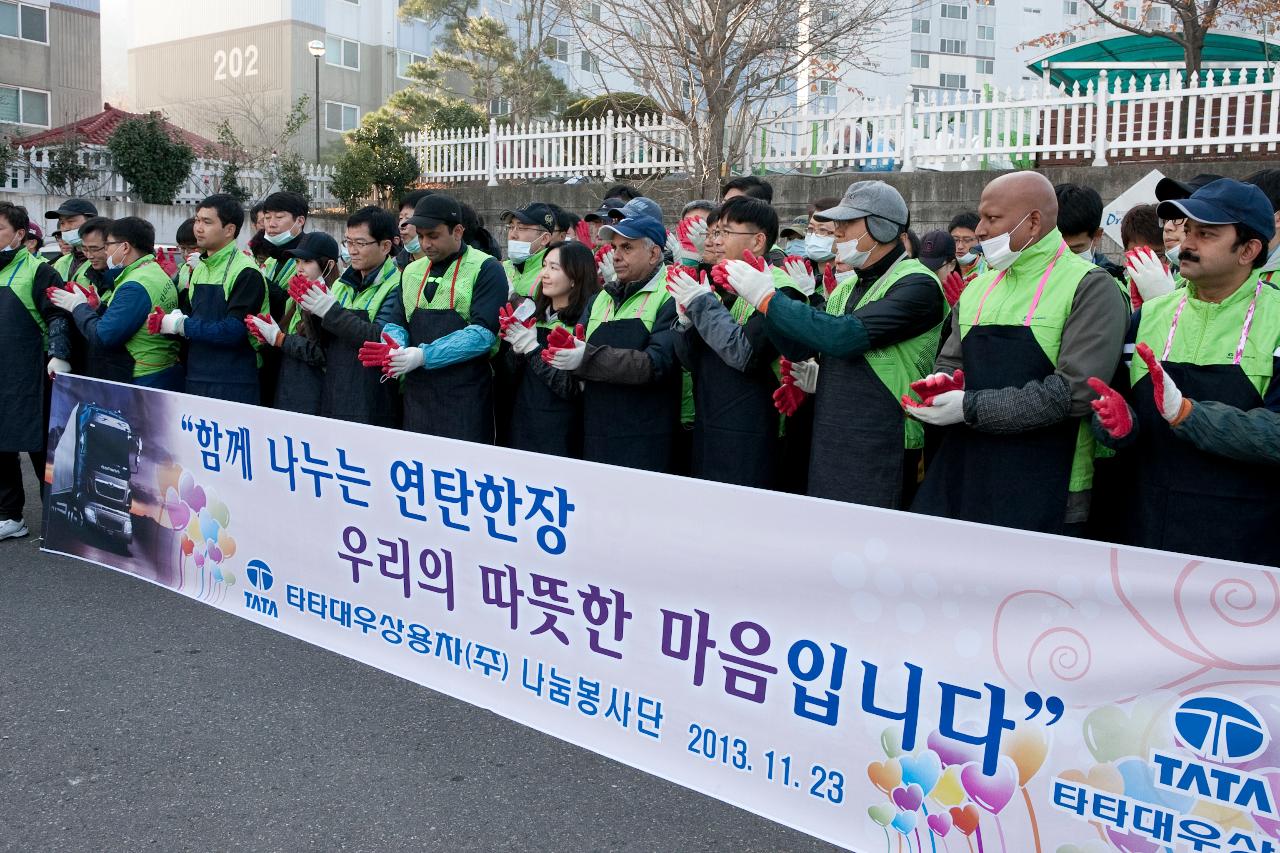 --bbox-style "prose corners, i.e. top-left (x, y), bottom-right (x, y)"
top-left (47, 357), bottom-right (71, 379)
top-left (1125, 247), bottom-right (1176, 302)
top-left (905, 389), bottom-right (965, 426)
top-left (782, 257), bottom-right (816, 297)
top-left (503, 321), bottom-right (539, 356)
top-left (724, 259), bottom-right (777, 308)
top-left (160, 309), bottom-right (187, 336)
top-left (665, 268), bottom-right (713, 312)
top-left (790, 358), bottom-right (819, 394)
top-left (250, 315), bottom-right (283, 347)
top-left (48, 286), bottom-right (88, 313)
top-left (546, 336), bottom-right (586, 371)
top-left (387, 344), bottom-right (426, 378)
top-left (596, 247), bottom-right (616, 284)
top-left (186, 252), bottom-right (201, 270)
top-left (666, 231), bottom-right (682, 259)
top-left (300, 283), bottom-right (337, 318)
